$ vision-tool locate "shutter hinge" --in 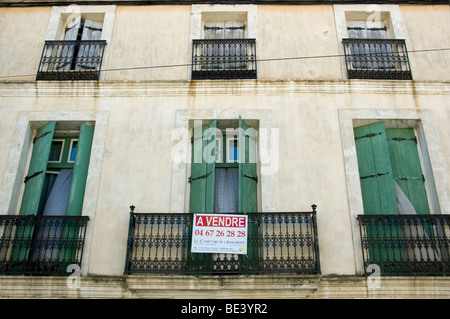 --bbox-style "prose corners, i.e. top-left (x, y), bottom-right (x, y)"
top-left (395, 175), bottom-right (425, 182)
top-left (24, 170), bottom-right (43, 183)
top-left (243, 173), bottom-right (258, 183)
top-left (33, 130), bottom-right (52, 144)
top-left (390, 137), bottom-right (417, 143)
top-left (355, 132), bottom-right (382, 140)
top-left (188, 171), bottom-right (212, 183)
top-left (360, 172), bottom-right (388, 180)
